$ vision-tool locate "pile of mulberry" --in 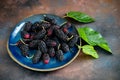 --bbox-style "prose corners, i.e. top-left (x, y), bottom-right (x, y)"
top-left (15, 16), bottom-right (79, 64)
